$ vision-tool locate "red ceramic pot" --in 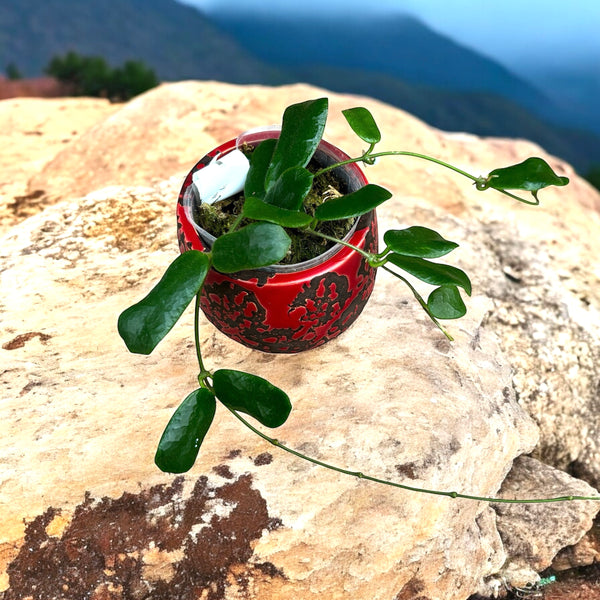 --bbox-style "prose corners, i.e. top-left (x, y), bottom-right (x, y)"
top-left (176, 131), bottom-right (378, 353)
